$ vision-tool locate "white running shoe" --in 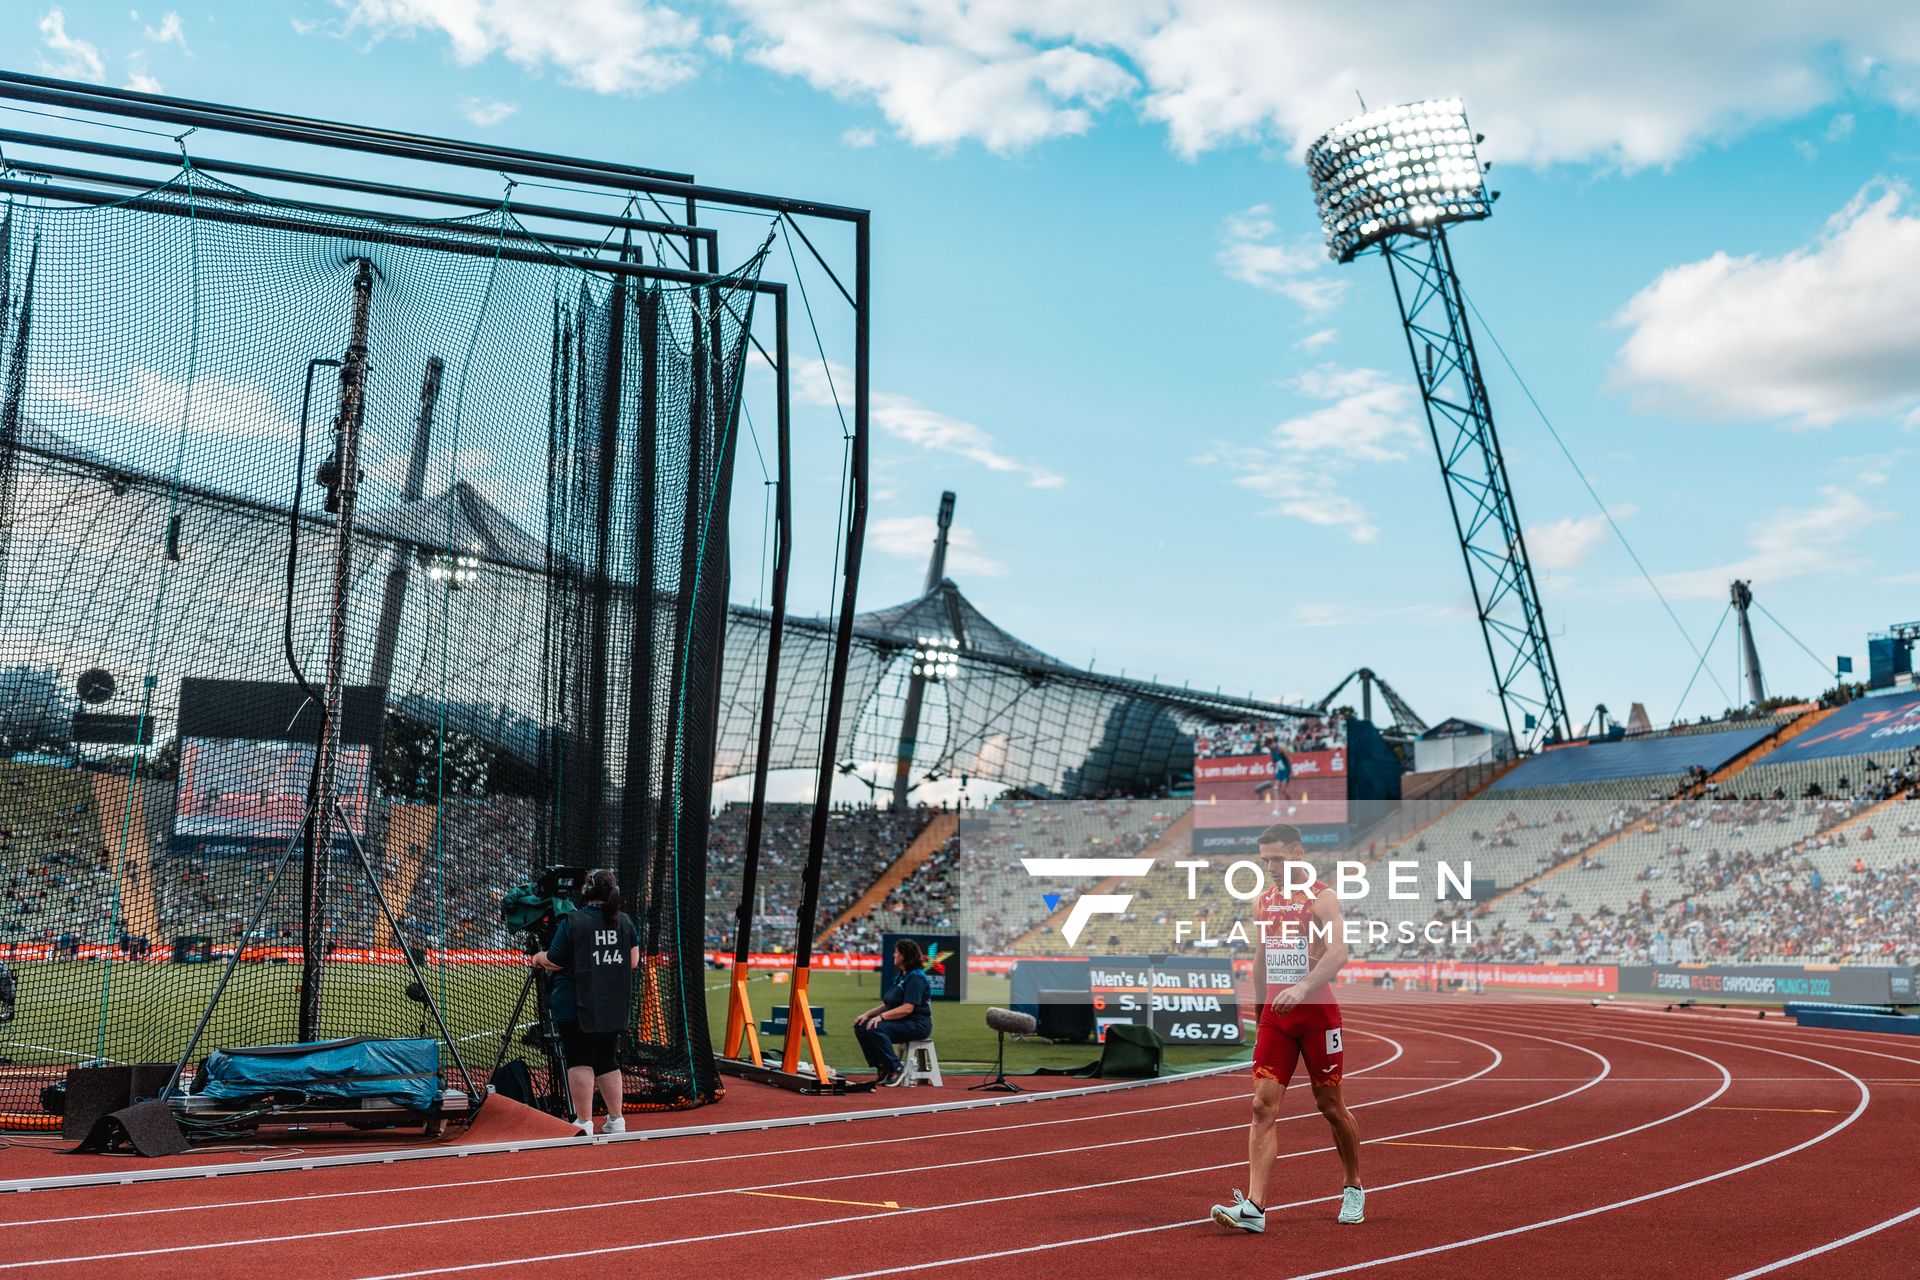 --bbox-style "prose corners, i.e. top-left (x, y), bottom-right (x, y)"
top-left (1338, 1185), bottom-right (1365, 1224)
top-left (572, 1121), bottom-right (592, 1138)
top-left (599, 1116), bottom-right (626, 1134)
top-left (1210, 1189), bottom-right (1265, 1234)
